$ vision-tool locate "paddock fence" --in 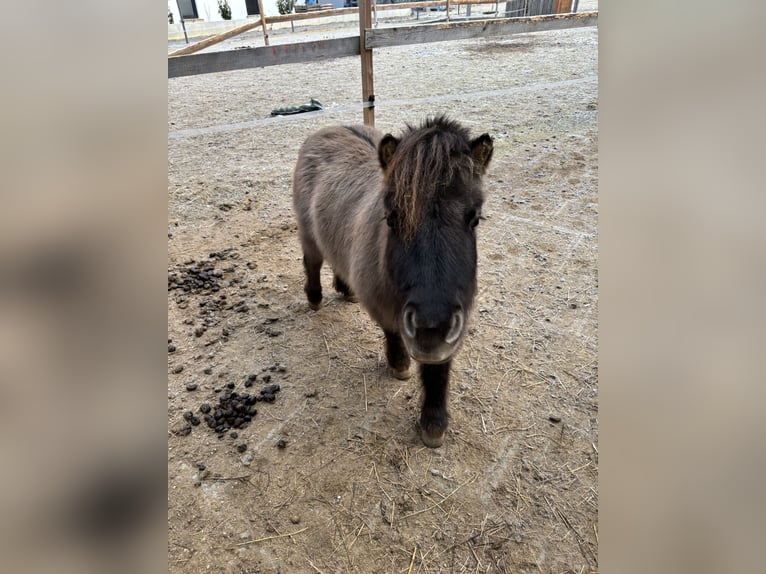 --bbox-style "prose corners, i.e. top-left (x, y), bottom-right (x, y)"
top-left (168, 1), bottom-right (597, 126)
